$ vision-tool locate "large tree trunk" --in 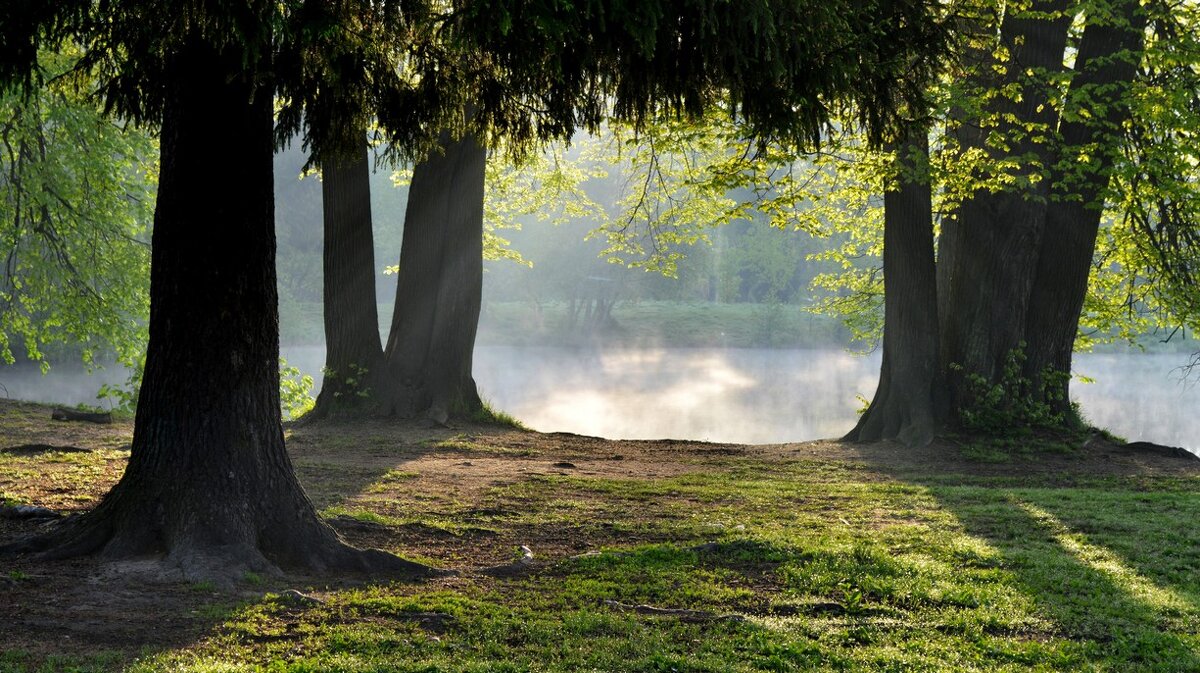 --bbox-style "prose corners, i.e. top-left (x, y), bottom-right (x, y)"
top-left (309, 139), bottom-right (385, 419)
top-left (382, 132), bottom-right (486, 424)
top-left (0, 39), bottom-right (432, 584)
top-left (848, 3), bottom-right (1150, 442)
top-left (1022, 0), bottom-right (1148, 414)
top-left (936, 0), bottom-right (1074, 415)
top-left (846, 128), bottom-right (942, 445)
